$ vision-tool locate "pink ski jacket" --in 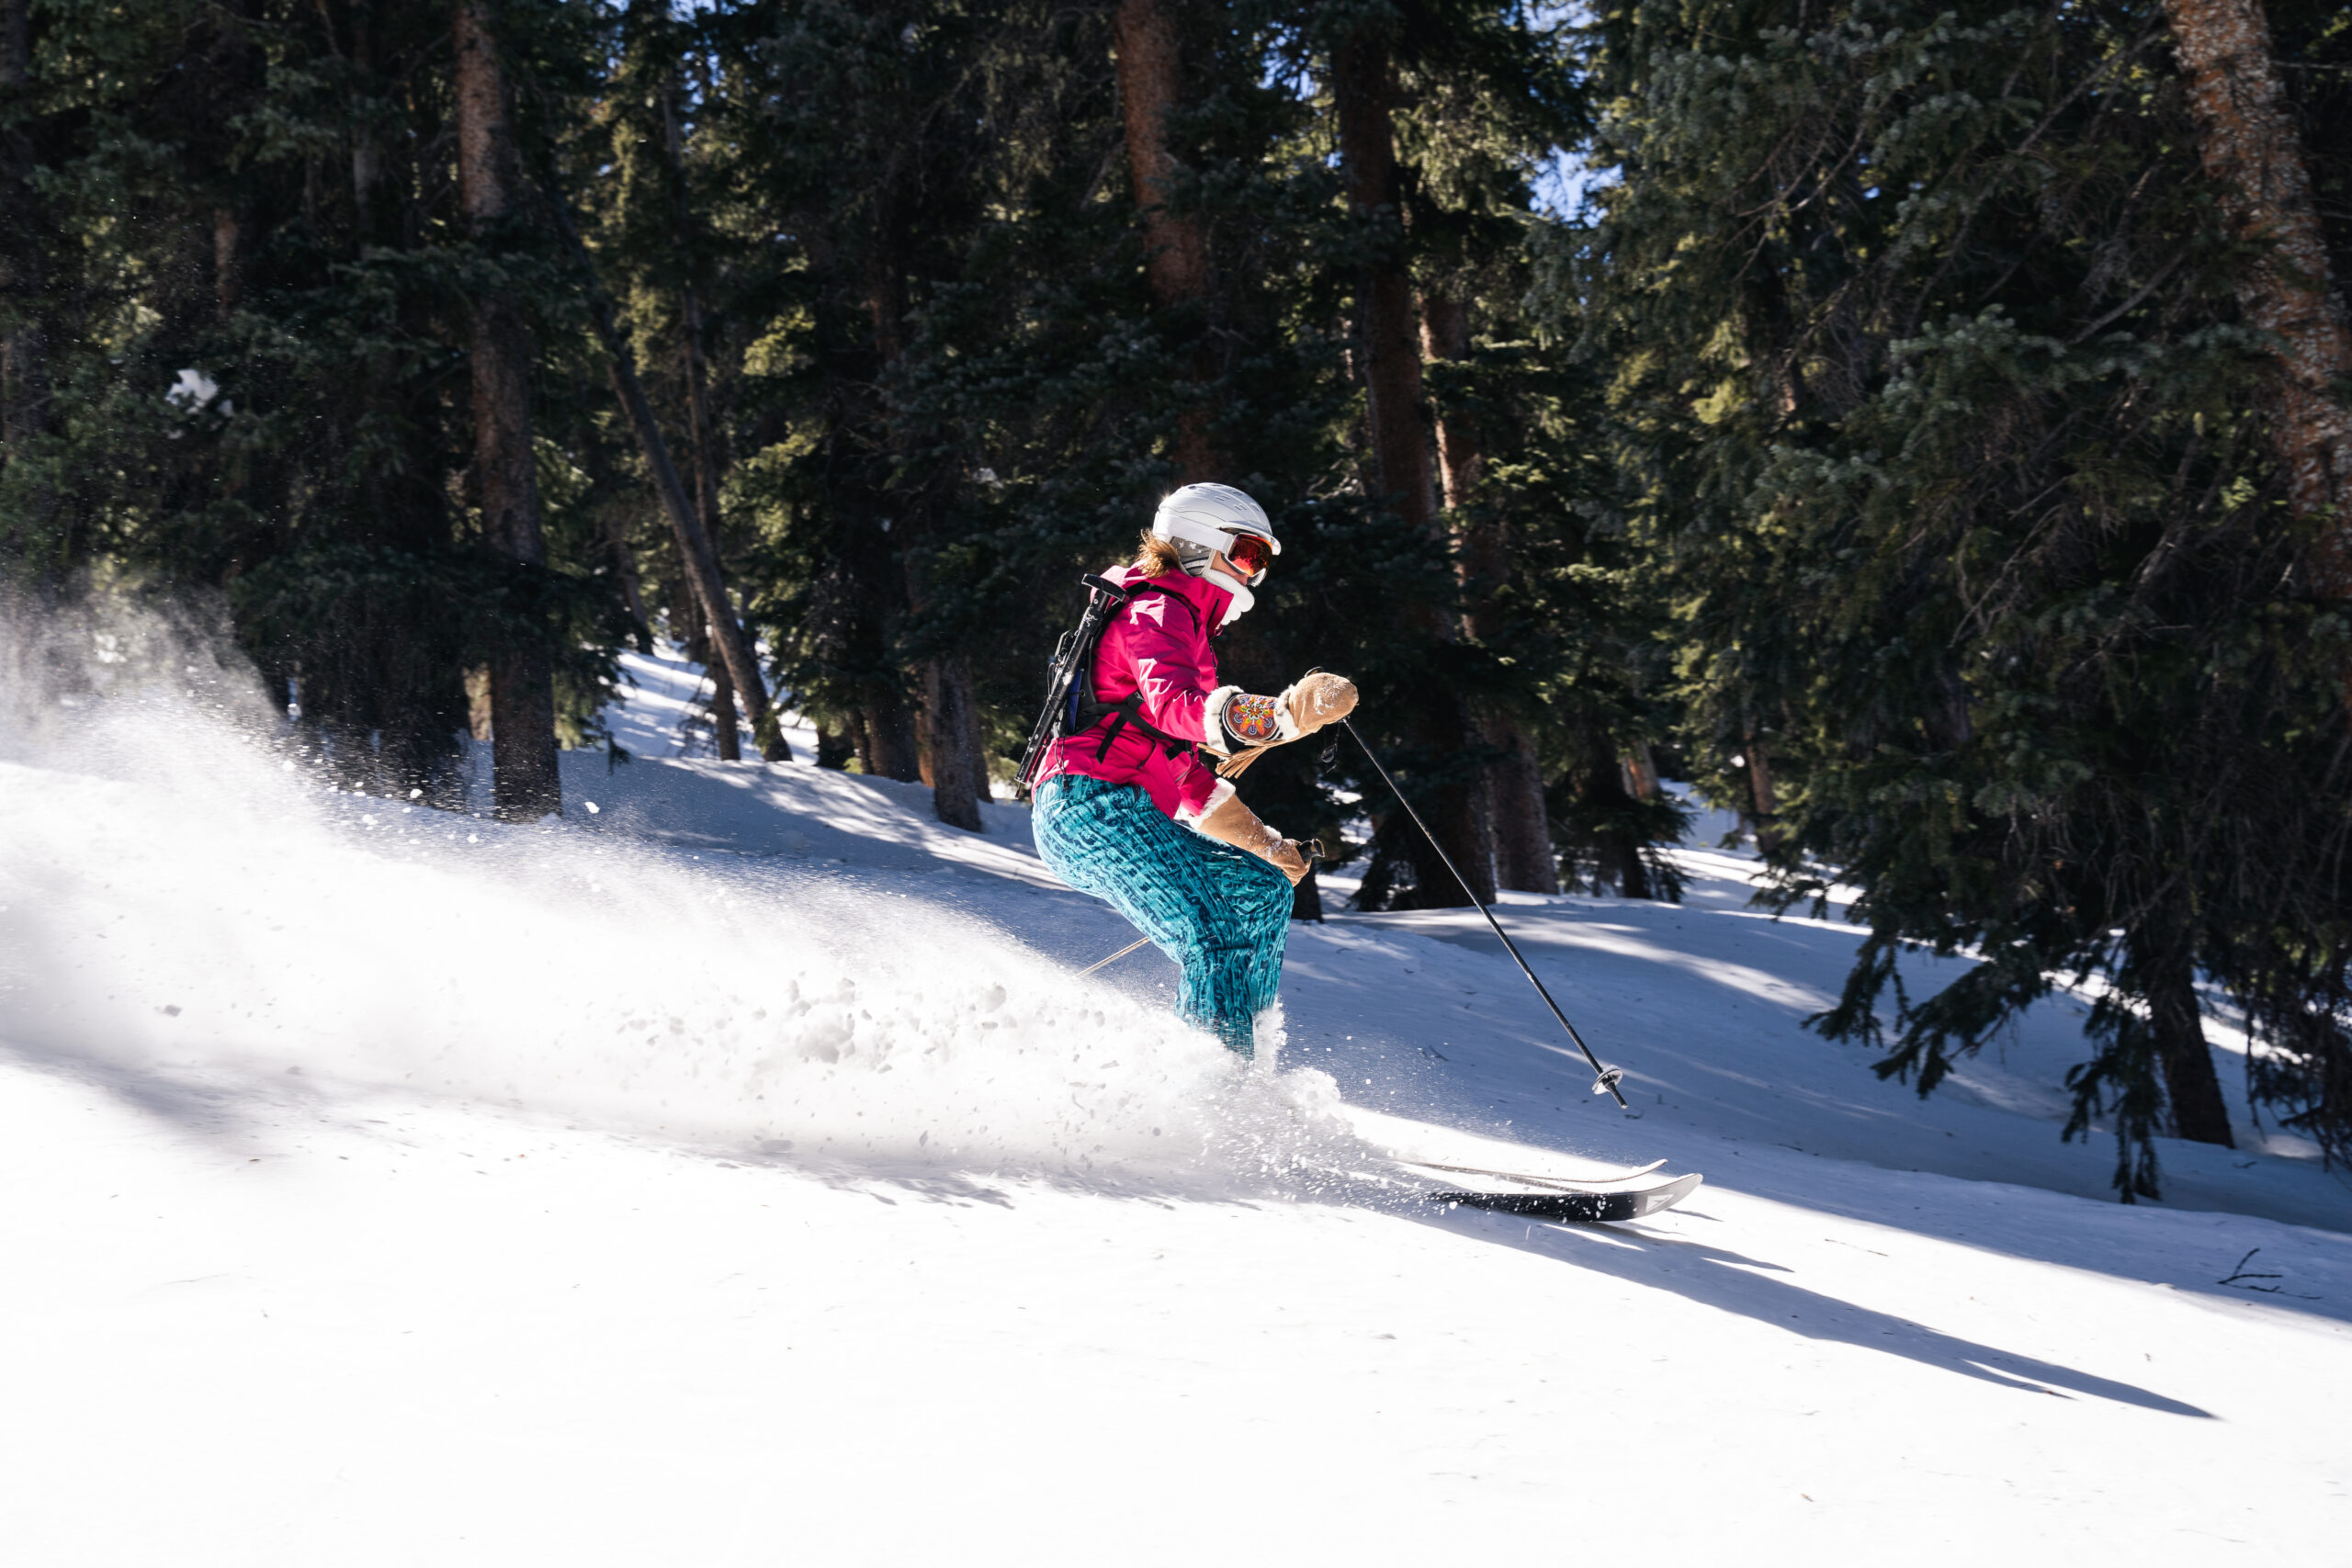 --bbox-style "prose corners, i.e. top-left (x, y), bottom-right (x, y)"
top-left (1035, 565), bottom-right (1241, 825)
